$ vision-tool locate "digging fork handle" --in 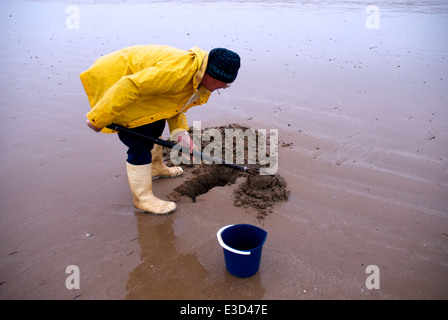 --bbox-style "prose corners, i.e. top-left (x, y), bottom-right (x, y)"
top-left (106, 123), bottom-right (248, 172)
